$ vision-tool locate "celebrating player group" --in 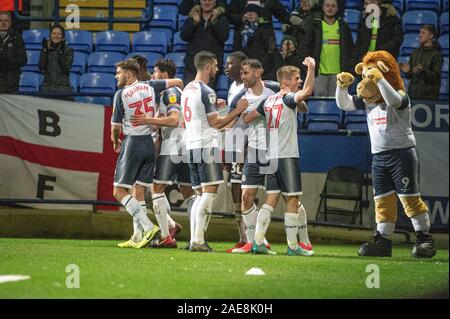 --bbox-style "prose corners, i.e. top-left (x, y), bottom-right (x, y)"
top-left (109, 49), bottom-right (437, 259)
